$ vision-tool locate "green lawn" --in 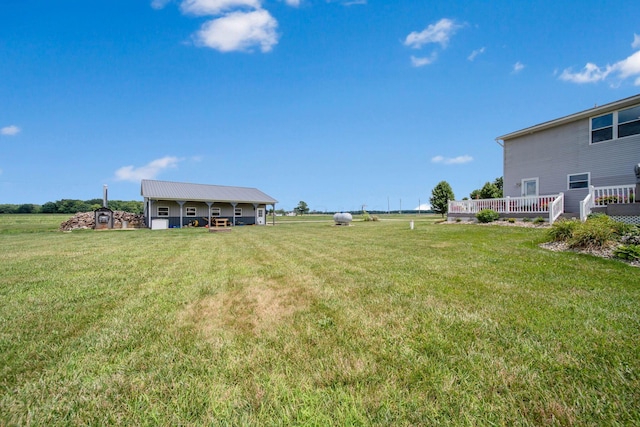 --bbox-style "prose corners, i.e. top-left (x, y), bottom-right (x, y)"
top-left (1, 214), bottom-right (638, 425)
